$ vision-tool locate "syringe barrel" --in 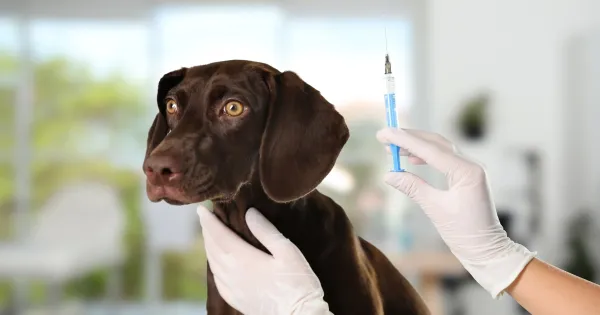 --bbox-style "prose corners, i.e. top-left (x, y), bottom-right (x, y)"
top-left (384, 73), bottom-right (395, 95)
top-left (384, 74), bottom-right (397, 128)
top-left (383, 74), bottom-right (403, 172)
